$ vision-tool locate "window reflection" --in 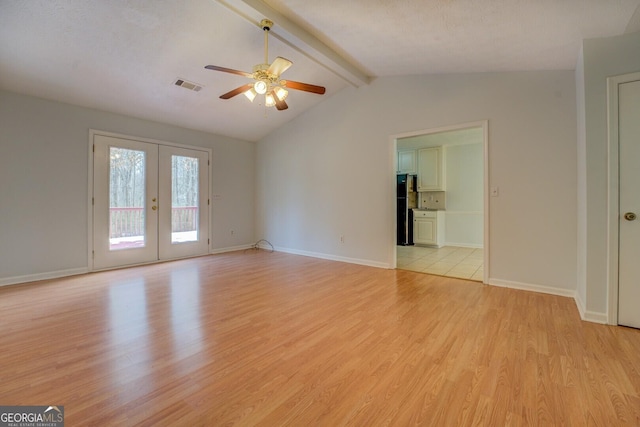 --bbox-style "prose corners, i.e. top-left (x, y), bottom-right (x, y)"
top-left (108, 279), bottom-right (150, 388)
top-left (171, 155), bottom-right (199, 243)
top-left (170, 269), bottom-right (203, 367)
